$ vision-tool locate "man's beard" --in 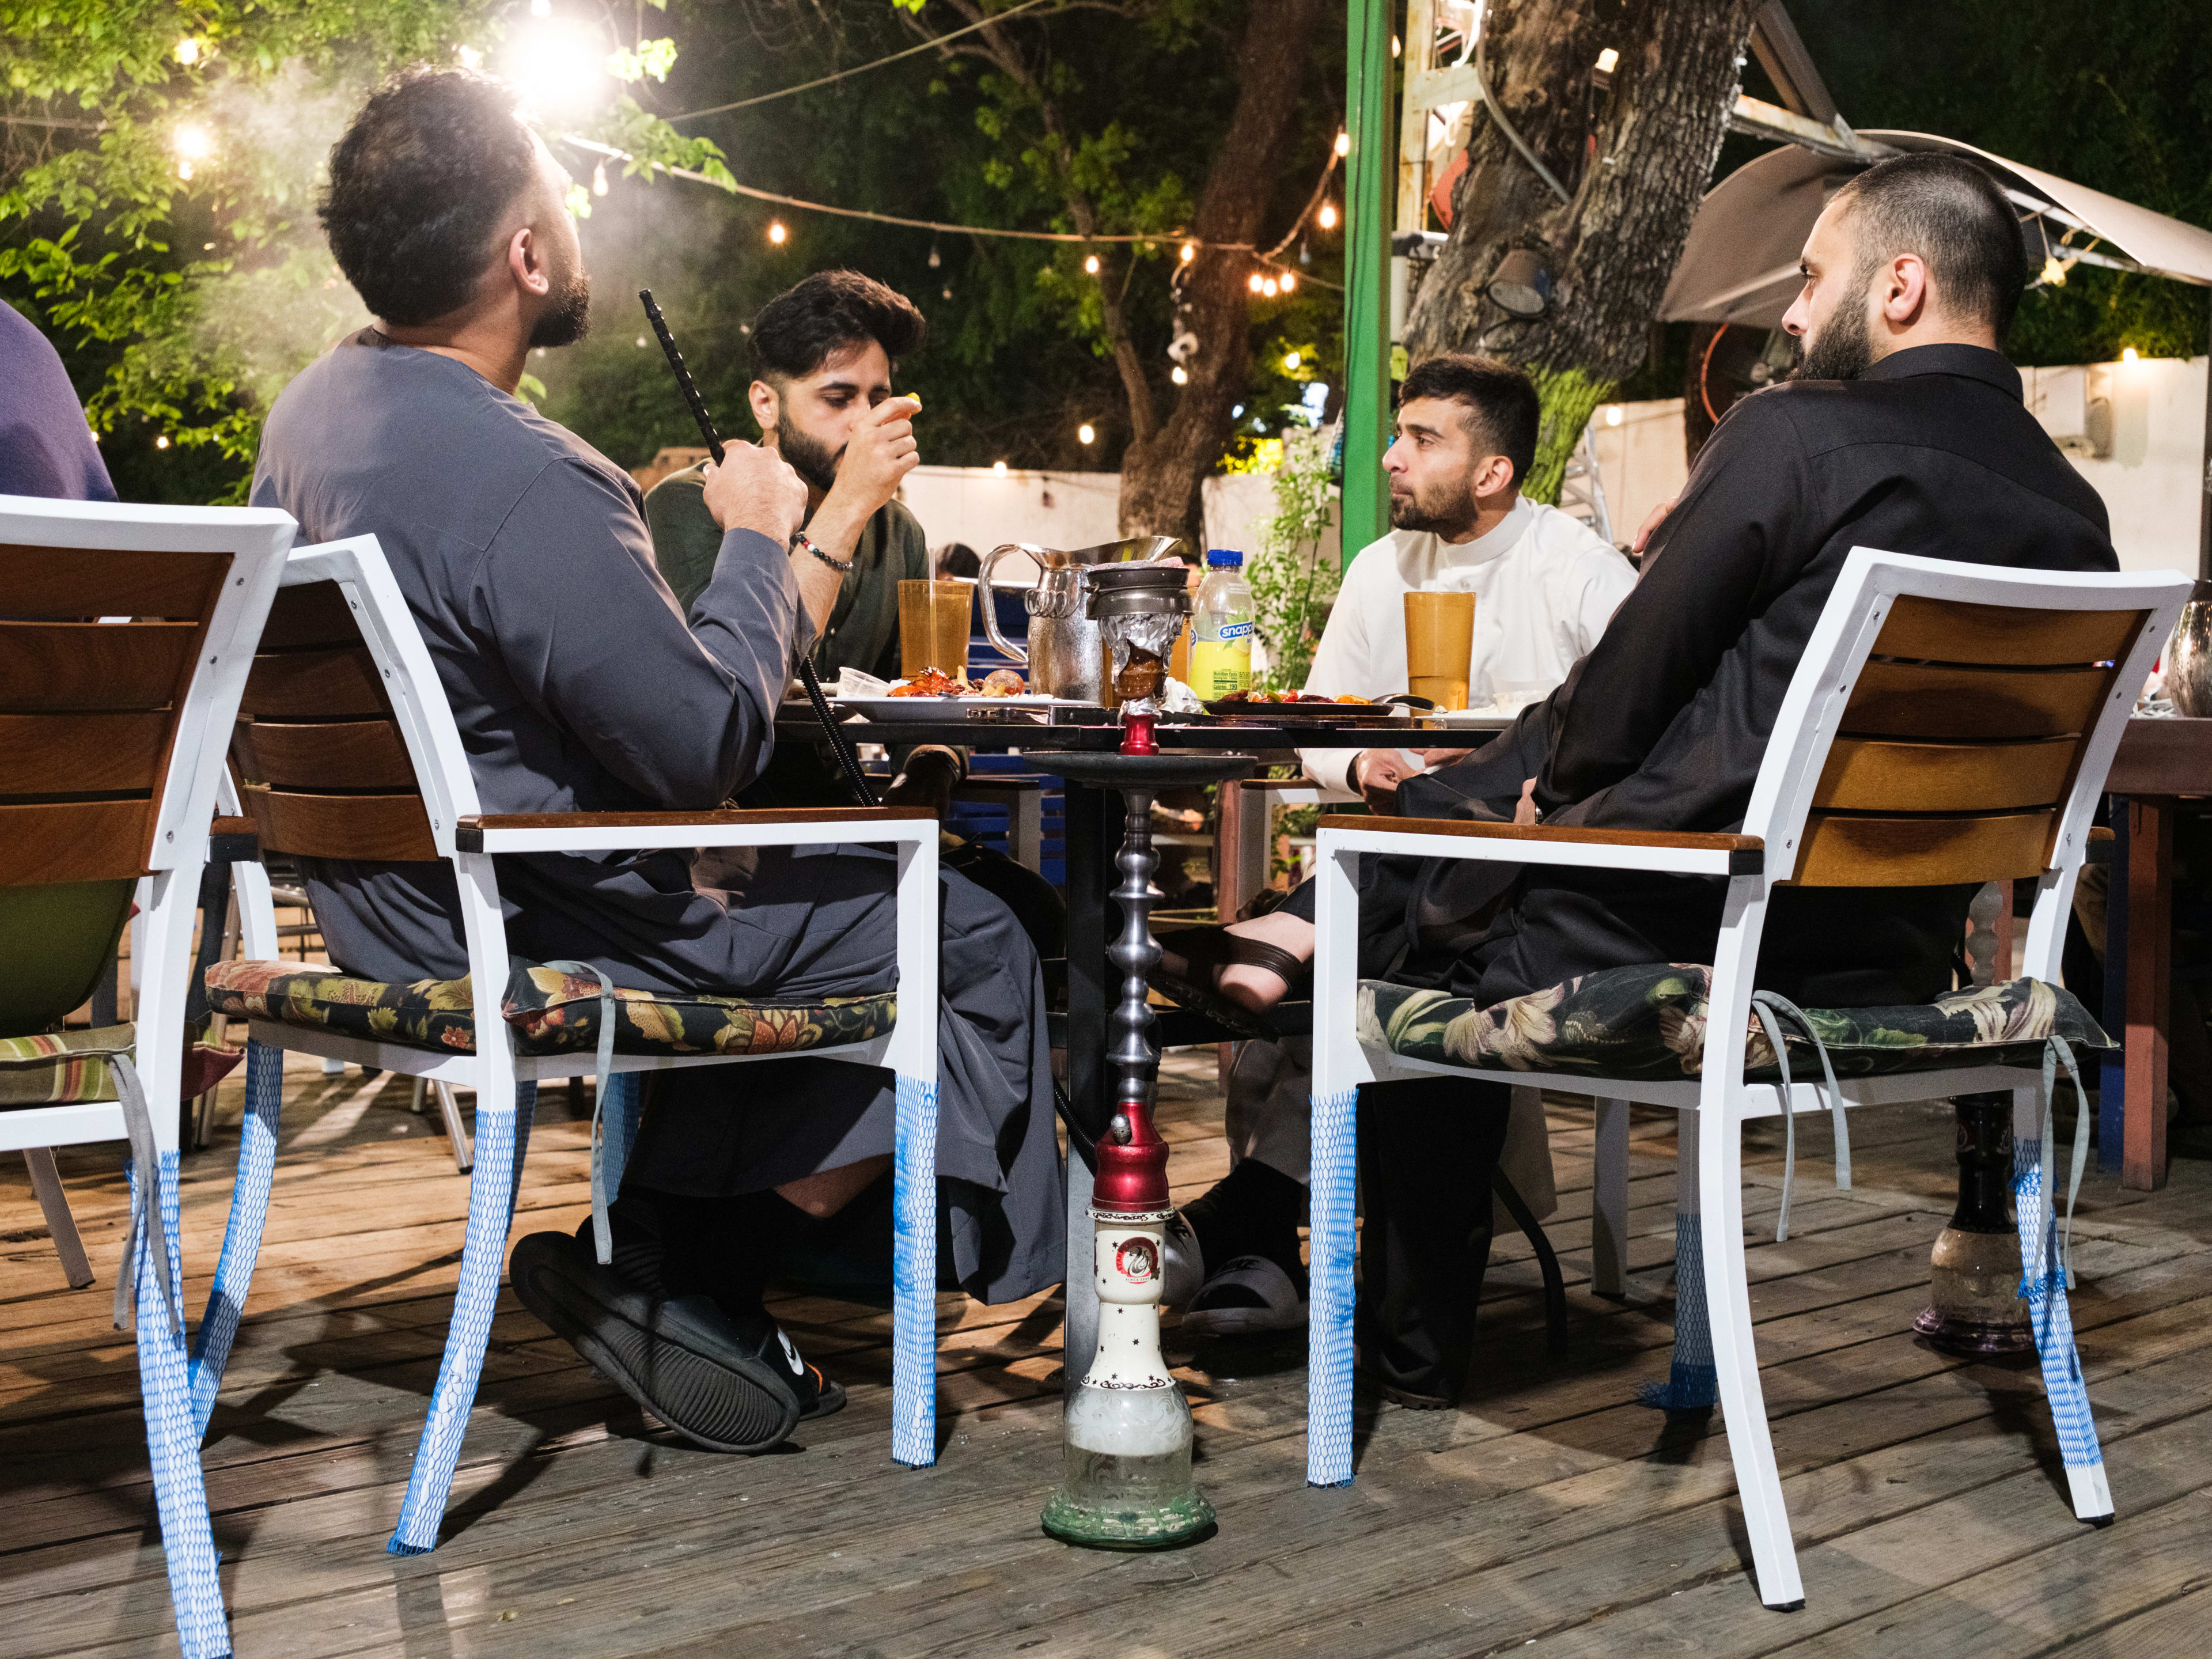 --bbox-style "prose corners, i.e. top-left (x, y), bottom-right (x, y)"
top-left (528, 268), bottom-right (593, 349)
top-left (775, 421), bottom-right (843, 494)
top-left (1791, 276), bottom-right (1877, 381)
top-left (1389, 476), bottom-right (1480, 537)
